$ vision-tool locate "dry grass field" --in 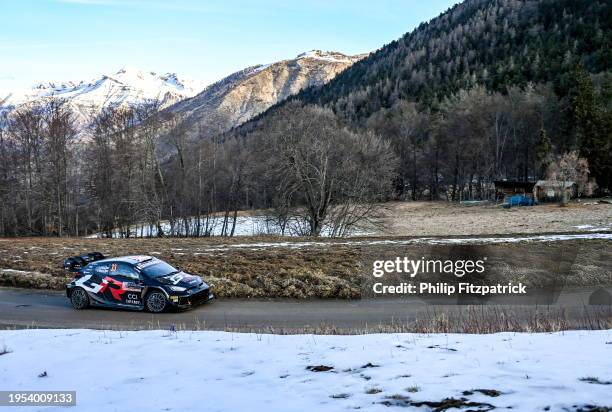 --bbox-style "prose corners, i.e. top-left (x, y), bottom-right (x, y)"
top-left (375, 200), bottom-right (611, 236)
